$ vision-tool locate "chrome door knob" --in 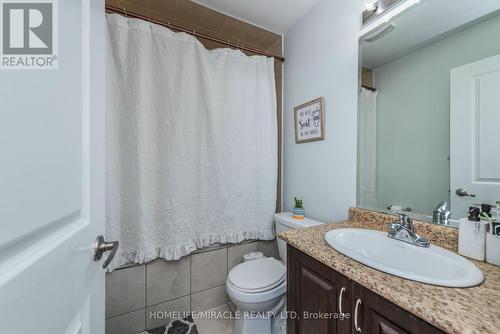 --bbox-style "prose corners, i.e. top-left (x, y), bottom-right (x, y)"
top-left (455, 189), bottom-right (476, 197)
top-left (94, 235), bottom-right (119, 269)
